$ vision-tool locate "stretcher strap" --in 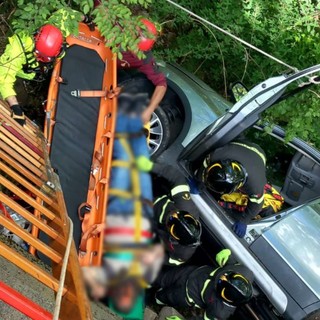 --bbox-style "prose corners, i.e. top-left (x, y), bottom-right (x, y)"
top-left (111, 160), bottom-right (131, 168)
top-left (109, 189), bottom-right (133, 199)
top-left (104, 227), bottom-right (153, 238)
top-left (70, 86), bottom-right (121, 99)
top-left (118, 138), bottom-right (142, 242)
top-left (114, 131), bottom-right (145, 139)
top-left (79, 223), bottom-right (105, 254)
top-left (78, 146), bottom-right (103, 253)
top-left (89, 149), bottom-right (103, 191)
top-left (109, 189), bottom-right (153, 208)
